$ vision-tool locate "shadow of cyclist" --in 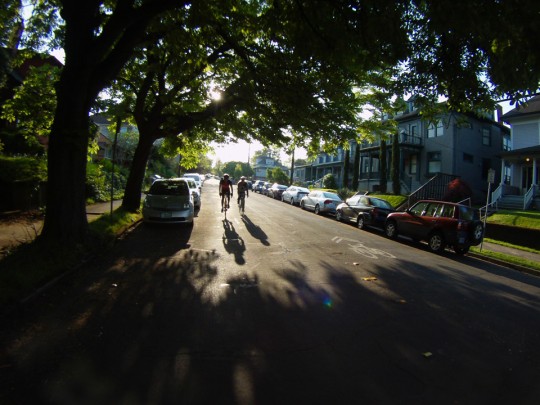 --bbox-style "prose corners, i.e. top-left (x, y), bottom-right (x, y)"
top-left (241, 215), bottom-right (270, 246)
top-left (222, 218), bottom-right (246, 264)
